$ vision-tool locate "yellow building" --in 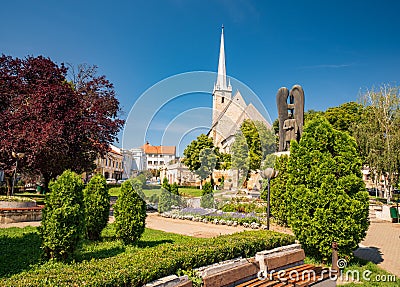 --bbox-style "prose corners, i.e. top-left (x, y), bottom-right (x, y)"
top-left (94, 145), bottom-right (123, 182)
